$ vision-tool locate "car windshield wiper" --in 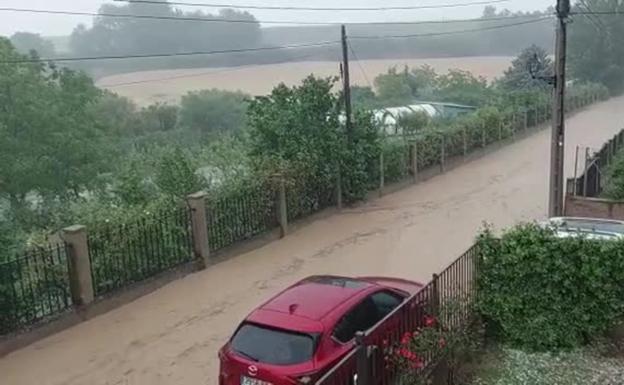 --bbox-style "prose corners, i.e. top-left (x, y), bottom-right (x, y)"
top-left (235, 349), bottom-right (259, 362)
